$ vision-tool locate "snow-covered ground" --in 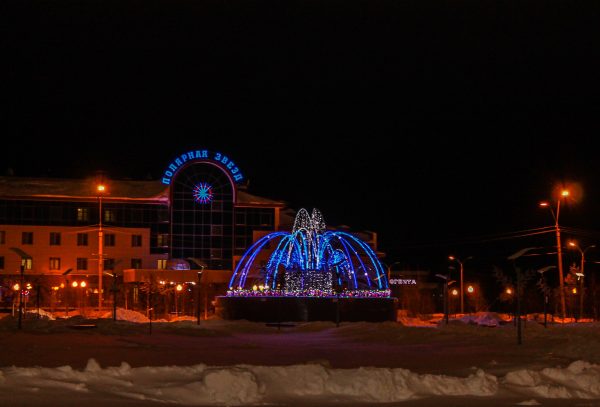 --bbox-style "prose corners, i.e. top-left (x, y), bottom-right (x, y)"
top-left (2, 309), bottom-right (600, 406)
